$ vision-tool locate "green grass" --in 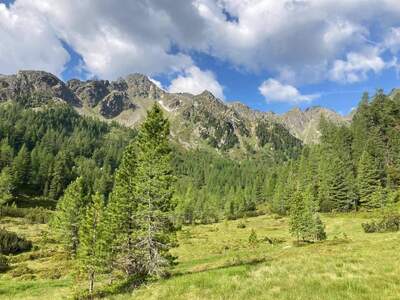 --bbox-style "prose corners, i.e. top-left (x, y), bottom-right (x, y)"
top-left (1, 213), bottom-right (400, 299)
